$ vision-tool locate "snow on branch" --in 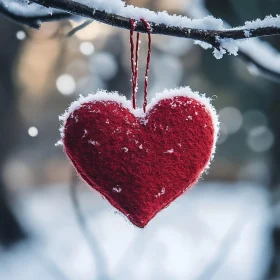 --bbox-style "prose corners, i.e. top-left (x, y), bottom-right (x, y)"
top-left (1, 0), bottom-right (280, 59)
top-left (187, 0), bottom-right (280, 82)
top-left (0, 1), bottom-right (70, 28)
